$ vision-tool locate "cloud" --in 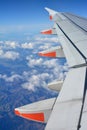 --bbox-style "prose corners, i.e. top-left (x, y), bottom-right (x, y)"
top-left (22, 73), bottom-right (50, 91)
top-left (35, 36), bottom-right (59, 43)
top-left (24, 35), bottom-right (68, 91)
top-left (42, 58), bottom-right (68, 80)
top-left (22, 54), bottom-right (68, 91)
top-left (0, 40), bottom-right (34, 50)
top-left (0, 74), bottom-right (22, 82)
top-left (38, 44), bottom-right (52, 51)
top-left (26, 56), bottom-right (43, 67)
top-left (21, 42), bottom-right (33, 49)
top-left (43, 59), bottom-right (58, 68)
top-left (0, 35), bottom-right (68, 92)
top-left (5, 41), bottom-right (19, 48)
top-left (3, 51), bottom-right (19, 60)
top-left (32, 36), bottom-right (60, 53)
top-left (21, 64), bottom-right (68, 92)
top-left (0, 50), bottom-right (19, 60)
top-left (0, 52), bottom-right (68, 92)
